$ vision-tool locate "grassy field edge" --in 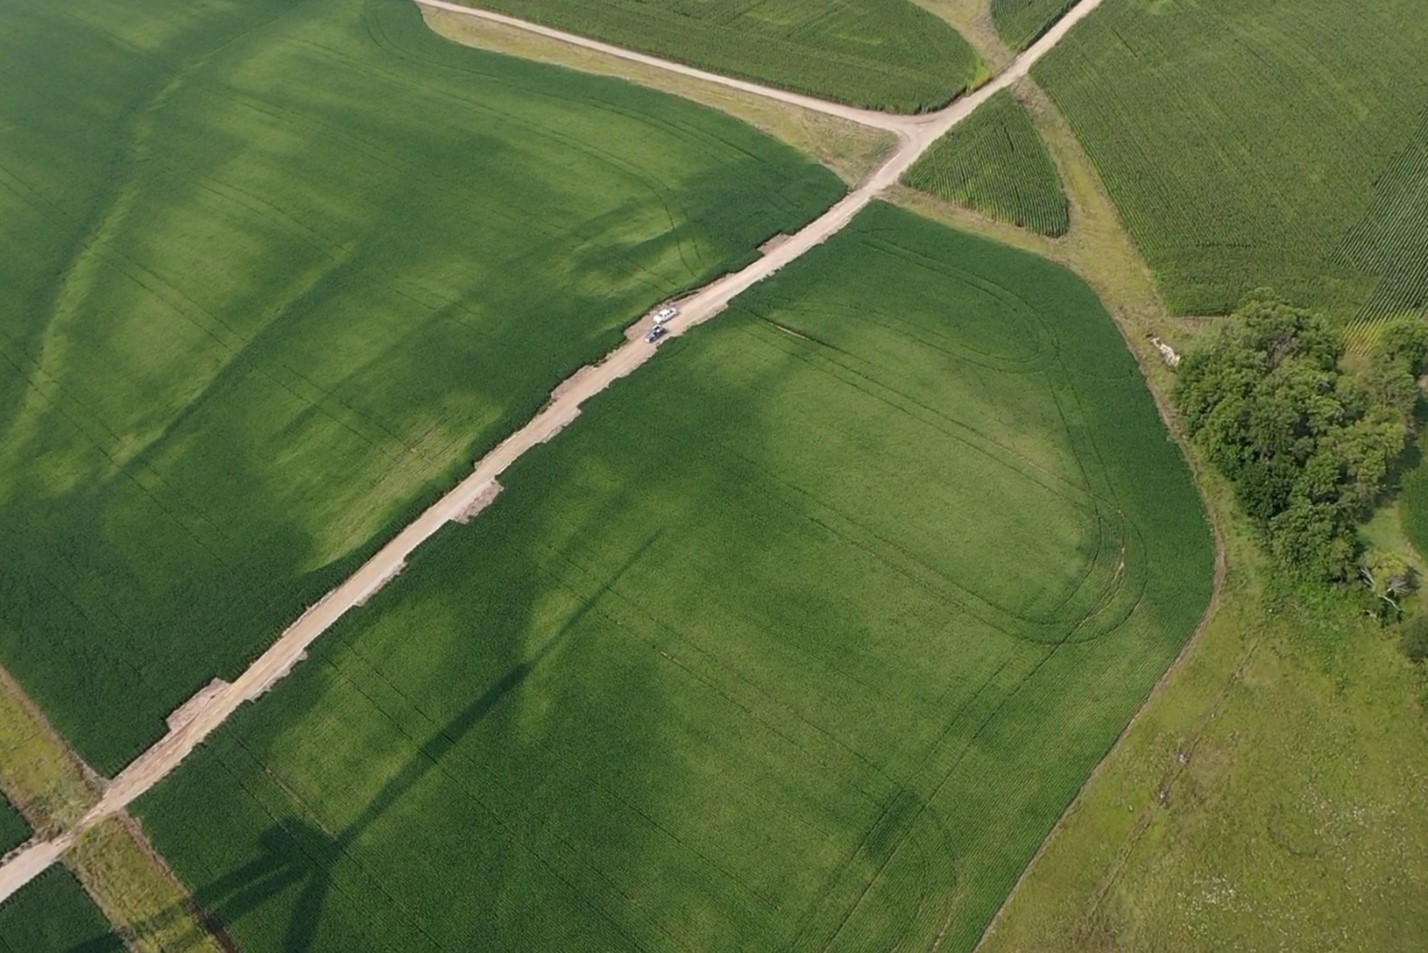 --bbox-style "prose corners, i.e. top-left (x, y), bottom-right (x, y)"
top-left (0, 666), bottom-right (225, 952)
